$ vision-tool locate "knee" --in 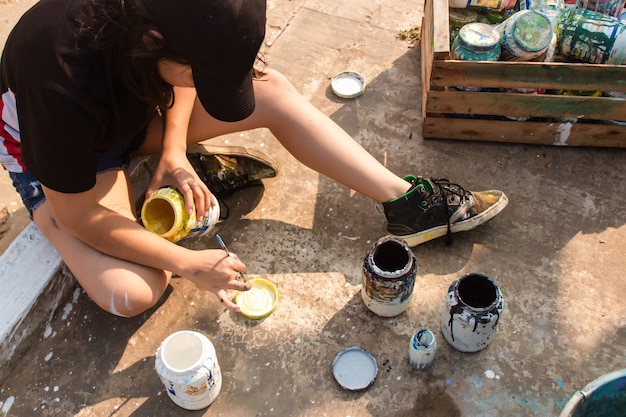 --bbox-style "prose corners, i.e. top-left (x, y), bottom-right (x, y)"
top-left (98, 271), bottom-right (169, 318)
top-left (259, 68), bottom-right (298, 95)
